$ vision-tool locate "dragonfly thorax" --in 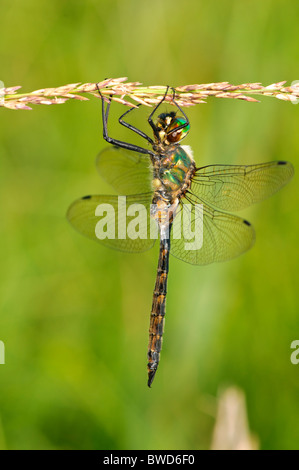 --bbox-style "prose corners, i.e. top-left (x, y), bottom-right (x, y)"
top-left (152, 145), bottom-right (196, 201)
